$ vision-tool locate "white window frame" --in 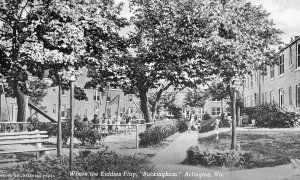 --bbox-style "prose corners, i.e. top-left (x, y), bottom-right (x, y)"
top-left (296, 85), bottom-right (300, 108)
top-left (279, 54), bottom-right (284, 75)
top-left (297, 43), bottom-right (300, 69)
top-left (289, 46), bottom-right (293, 67)
top-left (270, 65), bottom-right (275, 79)
top-left (279, 89), bottom-right (284, 108)
top-left (211, 107), bottom-right (221, 115)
